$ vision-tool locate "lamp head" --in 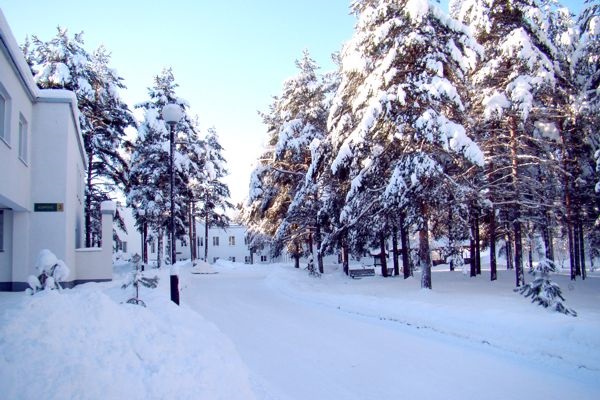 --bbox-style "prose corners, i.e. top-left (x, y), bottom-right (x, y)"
top-left (162, 103), bottom-right (183, 126)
